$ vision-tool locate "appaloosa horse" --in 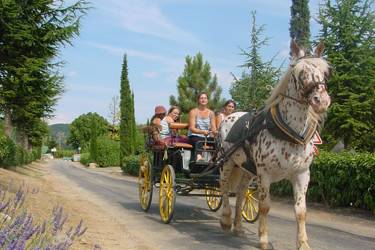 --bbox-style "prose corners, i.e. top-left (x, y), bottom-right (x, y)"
top-left (219, 40), bottom-right (331, 250)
